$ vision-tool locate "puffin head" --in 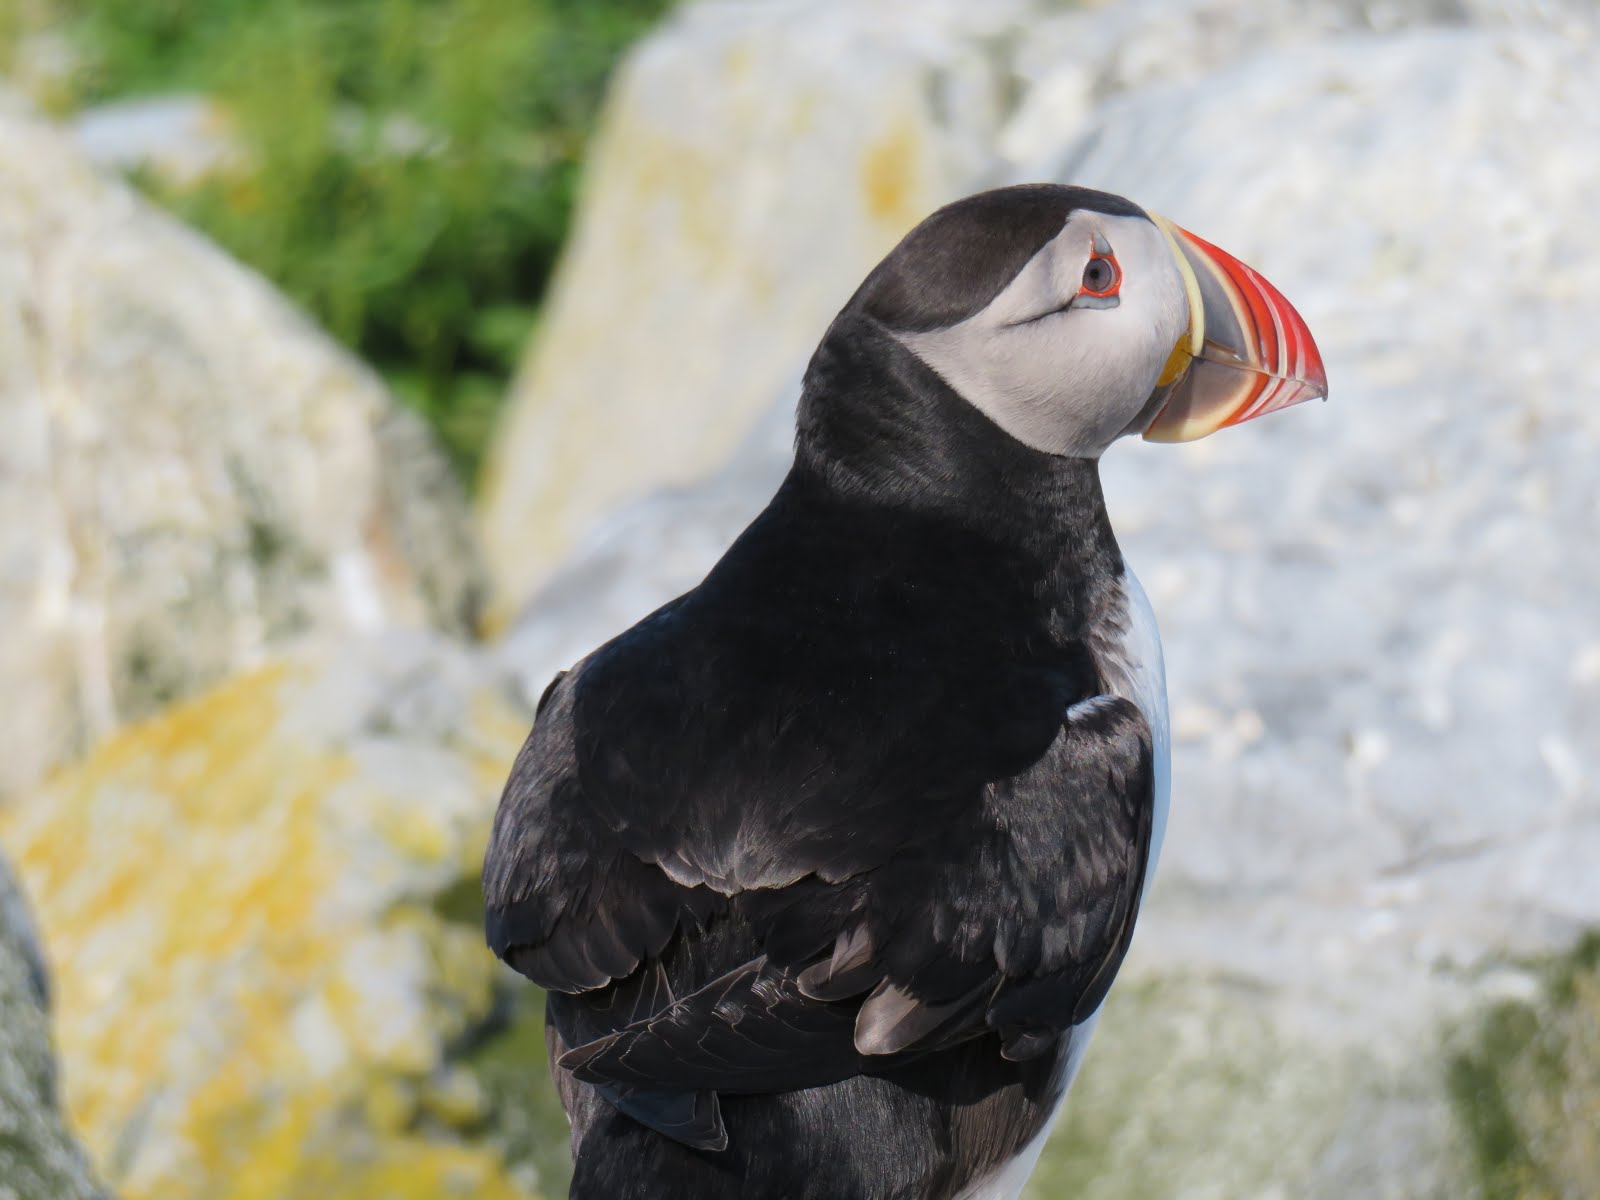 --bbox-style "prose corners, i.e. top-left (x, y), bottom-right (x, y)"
top-left (840, 184), bottom-right (1327, 459)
